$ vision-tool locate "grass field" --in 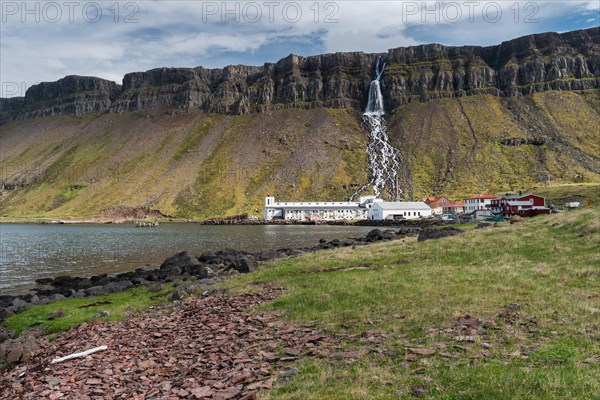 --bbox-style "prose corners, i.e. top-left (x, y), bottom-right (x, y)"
top-left (4, 207), bottom-right (599, 399)
top-left (527, 183), bottom-right (600, 208)
top-left (222, 207), bottom-right (600, 399)
top-left (4, 285), bottom-right (174, 337)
